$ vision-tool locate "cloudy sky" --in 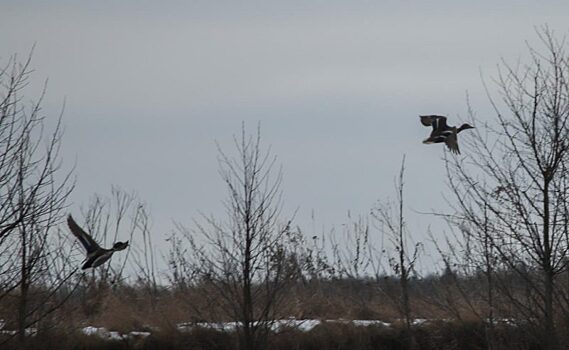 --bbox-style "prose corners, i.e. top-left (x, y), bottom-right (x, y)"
top-left (2, 1), bottom-right (569, 271)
